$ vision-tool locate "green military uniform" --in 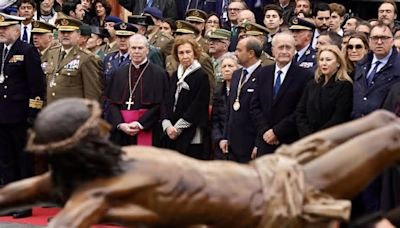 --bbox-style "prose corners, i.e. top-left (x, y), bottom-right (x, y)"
top-left (43, 16), bottom-right (103, 104)
top-left (242, 21), bottom-right (275, 66)
top-left (185, 9), bottom-right (208, 52)
top-left (260, 51), bottom-right (275, 67)
top-left (208, 29), bottom-right (231, 87)
top-left (31, 20), bottom-right (58, 64)
top-left (149, 30), bottom-right (174, 57)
